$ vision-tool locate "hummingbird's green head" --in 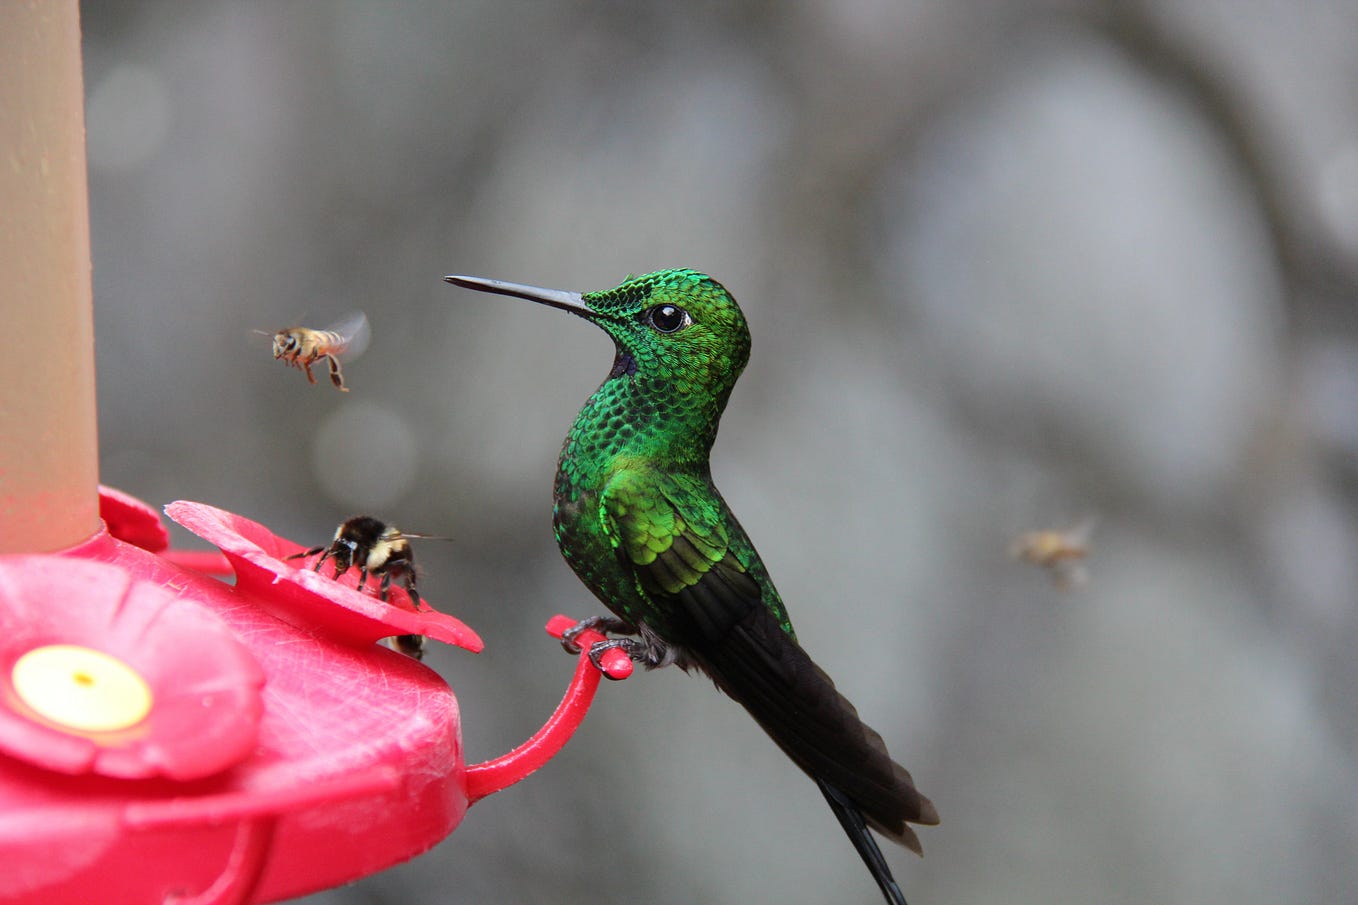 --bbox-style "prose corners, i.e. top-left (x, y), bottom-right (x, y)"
top-left (445, 269), bottom-right (751, 391)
